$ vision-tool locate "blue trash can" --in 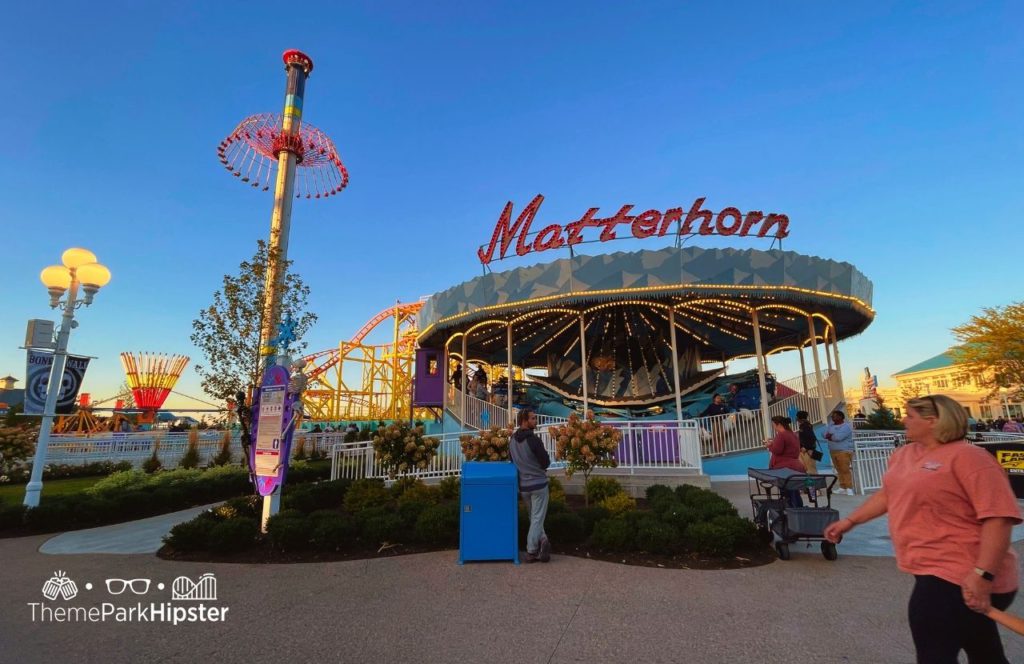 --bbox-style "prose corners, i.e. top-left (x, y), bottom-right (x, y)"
top-left (458, 461), bottom-right (519, 565)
